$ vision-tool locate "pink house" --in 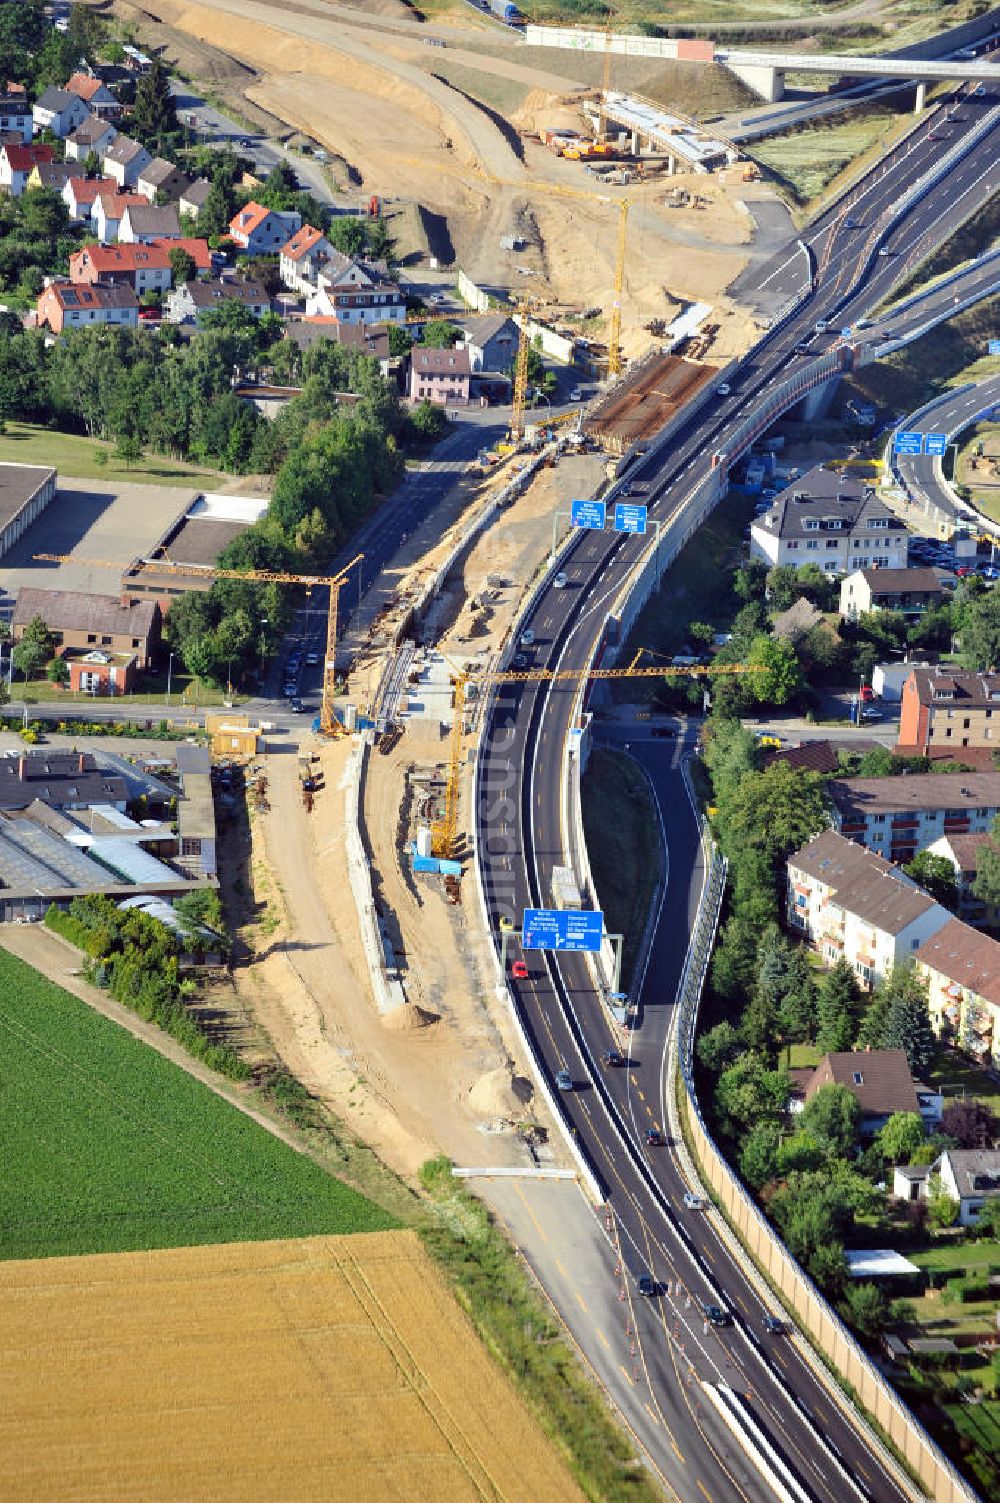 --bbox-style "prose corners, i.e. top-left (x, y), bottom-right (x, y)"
top-left (408, 346), bottom-right (471, 407)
